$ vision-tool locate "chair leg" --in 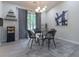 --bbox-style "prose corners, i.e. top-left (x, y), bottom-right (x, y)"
top-left (53, 38), bottom-right (56, 48)
top-left (35, 38), bottom-right (37, 43)
top-left (27, 38), bottom-right (31, 48)
top-left (30, 39), bottom-right (33, 49)
top-left (37, 38), bottom-right (40, 46)
top-left (42, 39), bottom-right (45, 46)
top-left (48, 39), bottom-right (51, 49)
